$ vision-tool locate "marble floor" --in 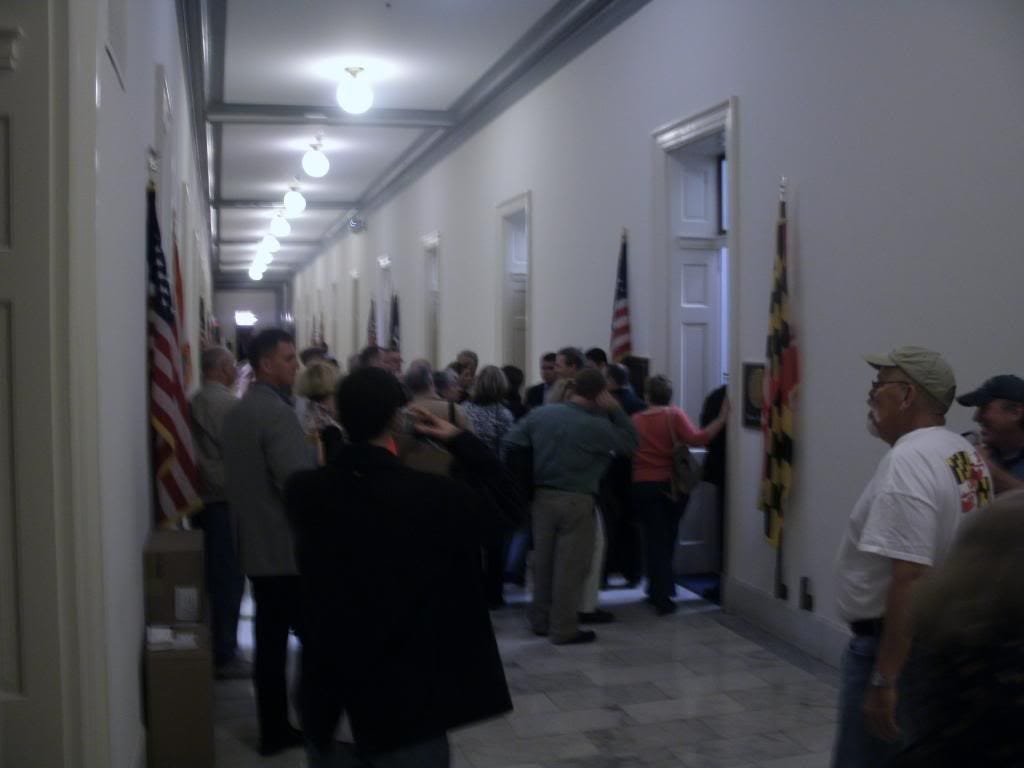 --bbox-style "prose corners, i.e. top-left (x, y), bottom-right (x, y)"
top-left (213, 585), bottom-right (838, 768)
